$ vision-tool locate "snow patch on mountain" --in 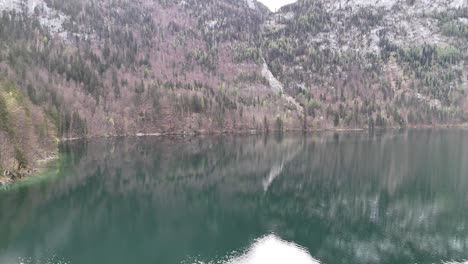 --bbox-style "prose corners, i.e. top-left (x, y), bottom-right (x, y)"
top-left (329, 0), bottom-right (396, 9)
top-left (262, 62), bottom-right (284, 94)
top-left (266, 0), bottom-right (466, 55)
top-left (387, 17), bottom-right (444, 47)
top-left (328, 0), bottom-right (467, 11)
top-left (245, 0), bottom-right (256, 9)
top-left (0, 0), bottom-right (21, 11)
top-left (0, 0), bottom-right (68, 37)
top-left (262, 61), bottom-right (304, 112)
